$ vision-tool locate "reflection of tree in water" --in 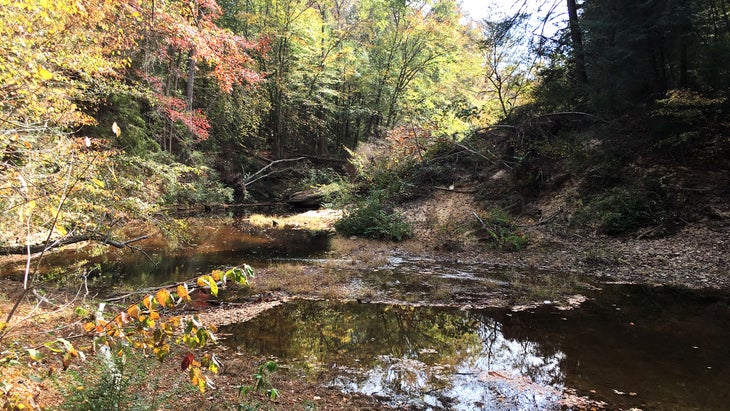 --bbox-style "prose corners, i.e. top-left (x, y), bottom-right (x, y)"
top-left (221, 301), bottom-right (567, 409)
top-left (439, 312), bottom-right (564, 410)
